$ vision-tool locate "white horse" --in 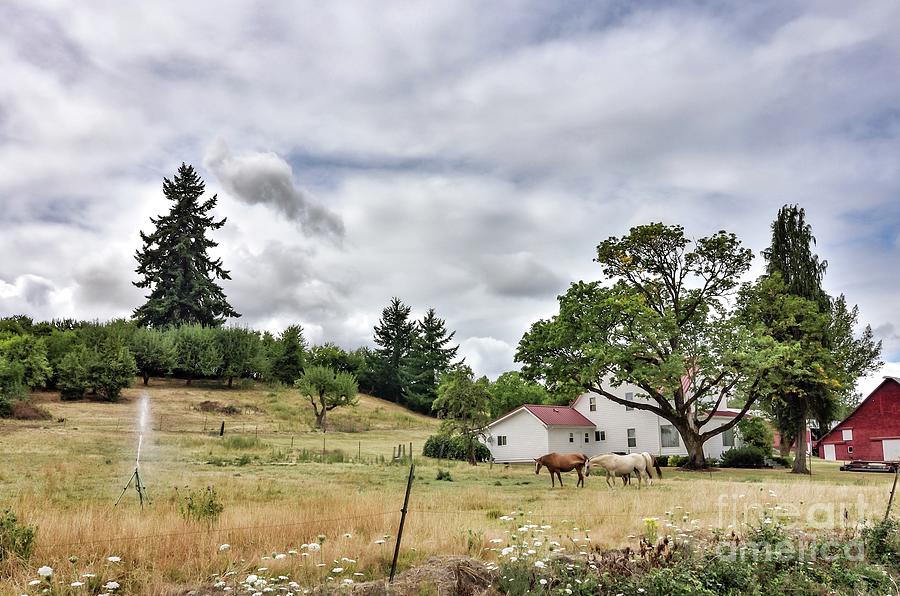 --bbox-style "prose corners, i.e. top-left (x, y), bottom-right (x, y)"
top-left (586, 453), bottom-right (654, 488)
